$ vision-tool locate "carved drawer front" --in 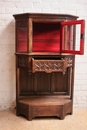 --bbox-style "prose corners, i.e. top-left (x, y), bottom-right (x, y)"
top-left (32, 58), bottom-right (66, 73)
